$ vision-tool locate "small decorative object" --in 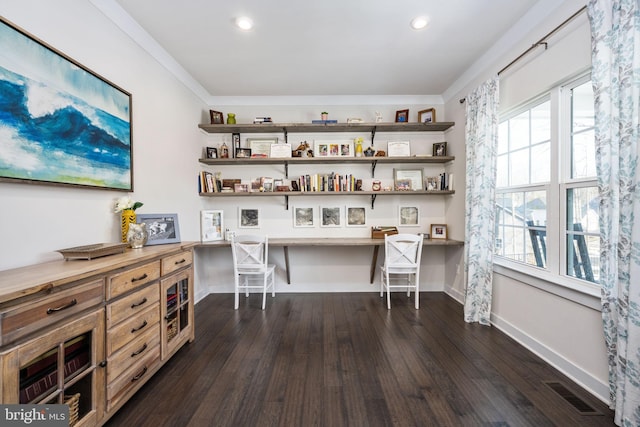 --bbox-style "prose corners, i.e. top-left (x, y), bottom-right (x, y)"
top-left (418, 108), bottom-right (436, 123)
top-left (321, 111), bottom-right (328, 121)
top-left (57, 243), bottom-right (128, 260)
top-left (395, 109), bottom-right (409, 123)
top-left (375, 112), bottom-right (383, 122)
top-left (431, 224), bottom-right (448, 239)
top-left (209, 110), bottom-right (224, 124)
top-left (220, 142), bottom-right (229, 158)
top-left (375, 150), bottom-right (386, 157)
top-left (364, 146), bottom-right (375, 157)
top-left (114, 196), bottom-right (143, 243)
top-left (226, 113), bottom-right (236, 124)
top-left (126, 223), bottom-right (148, 249)
top-left (293, 141), bottom-right (313, 157)
top-left (347, 118), bottom-right (363, 124)
top-left (372, 180), bottom-right (382, 191)
top-left (354, 137), bottom-right (364, 157)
